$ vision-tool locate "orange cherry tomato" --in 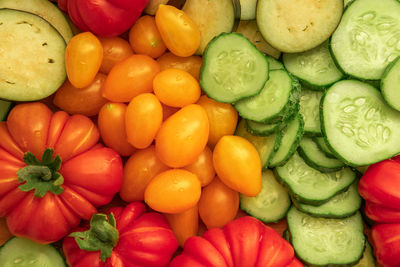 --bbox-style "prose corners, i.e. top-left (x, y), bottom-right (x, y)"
top-left (144, 169), bottom-right (201, 214)
top-left (153, 68), bottom-right (201, 107)
top-left (213, 135), bottom-right (262, 197)
top-left (97, 102), bottom-right (136, 156)
top-left (164, 204), bottom-right (199, 247)
top-left (125, 93), bottom-right (163, 149)
top-left (161, 103), bottom-right (179, 121)
top-left (65, 32), bottom-right (103, 88)
top-left (156, 104), bottom-right (209, 168)
top-left (53, 73), bottom-right (108, 117)
top-left (198, 177), bottom-right (239, 229)
top-left (183, 146), bottom-right (215, 187)
top-left (197, 95), bottom-right (239, 148)
top-left (119, 145), bottom-right (169, 202)
top-left (98, 36), bottom-right (133, 74)
top-left (129, 15), bottom-right (167, 58)
top-left (157, 52), bottom-right (202, 80)
top-left (155, 5), bottom-right (200, 57)
top-left (102, 54), bottom-right (160, 102)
